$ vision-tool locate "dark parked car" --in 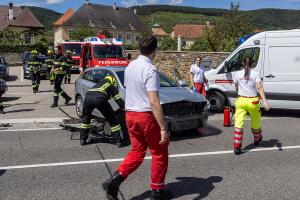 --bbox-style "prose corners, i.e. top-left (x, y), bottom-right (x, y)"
top-left (22, 52), bottom-right (49, 79)
top-left (0, 78), bottom-right (7, 94)
top-left (75, 67), bottom-right (209, 134)
top-left (0, 56), bottom-right (9, 80)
